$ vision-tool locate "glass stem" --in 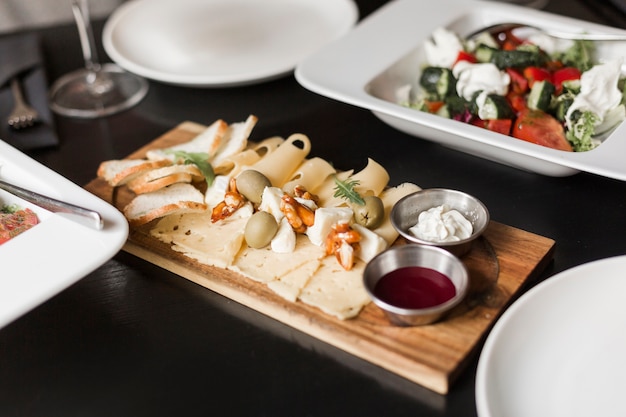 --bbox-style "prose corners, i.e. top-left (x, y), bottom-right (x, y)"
top-left (72, 0), bottom-right (101, 74)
